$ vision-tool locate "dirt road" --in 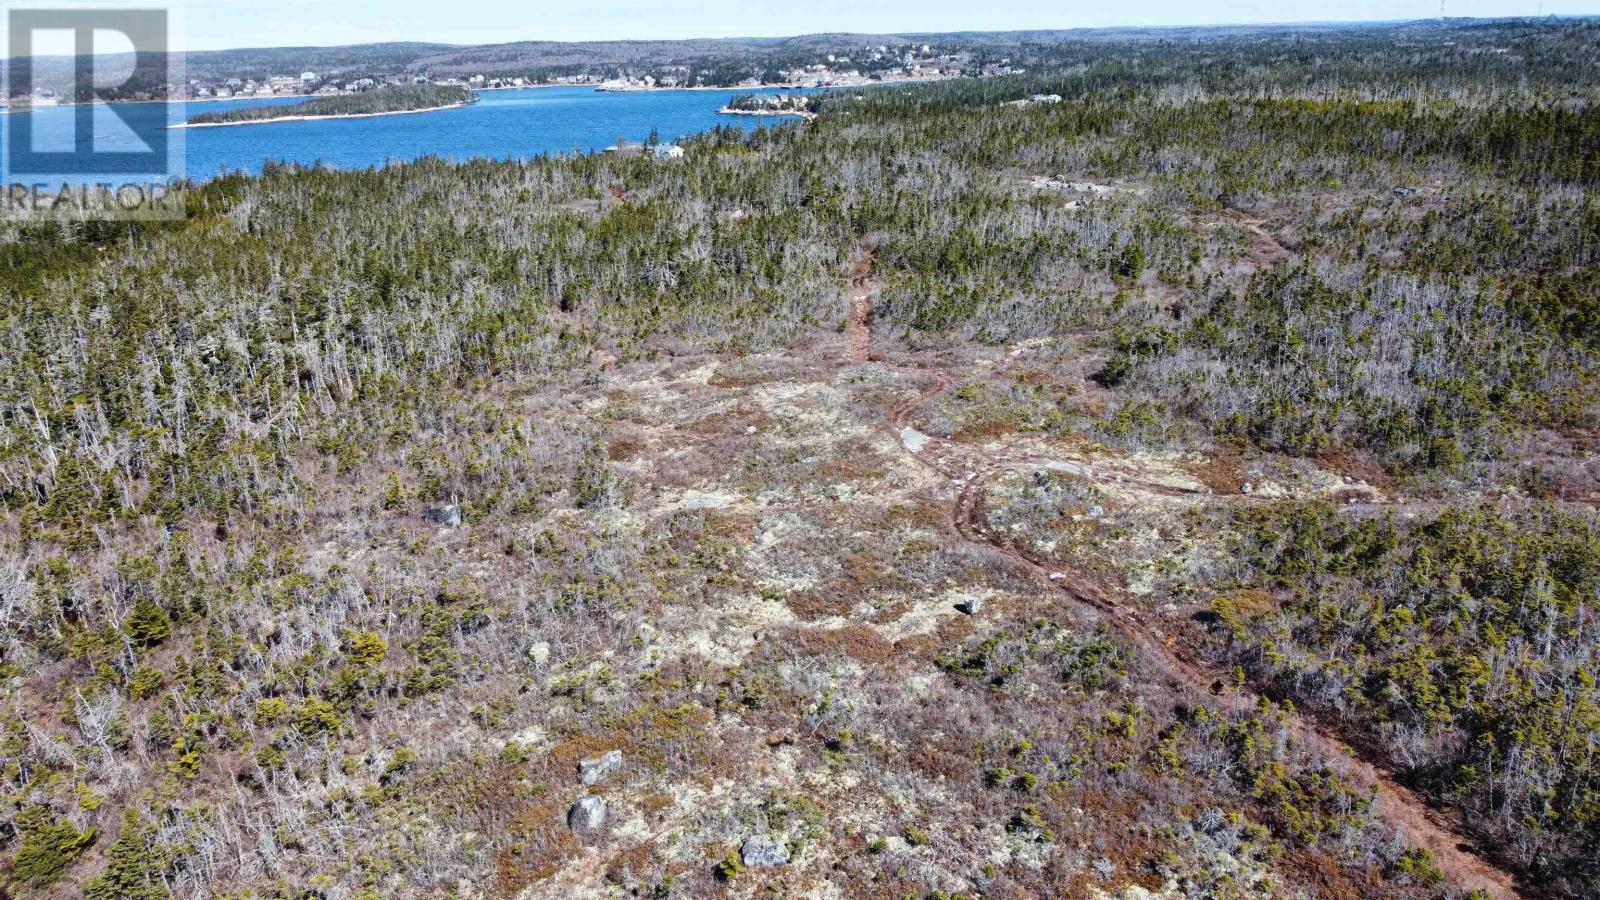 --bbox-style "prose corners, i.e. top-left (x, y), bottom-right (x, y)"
top-left (842, 250), bottom-right (1525, 899)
